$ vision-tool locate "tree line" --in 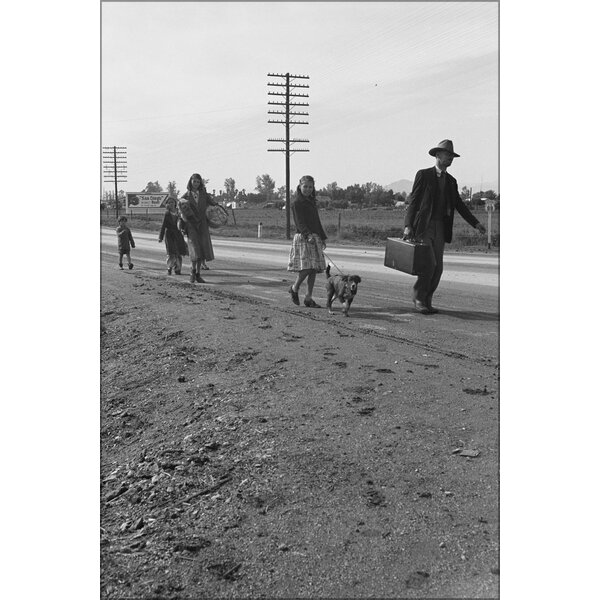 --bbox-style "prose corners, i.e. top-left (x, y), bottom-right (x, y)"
top-left (101, 176), bottom-right (499, 210)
